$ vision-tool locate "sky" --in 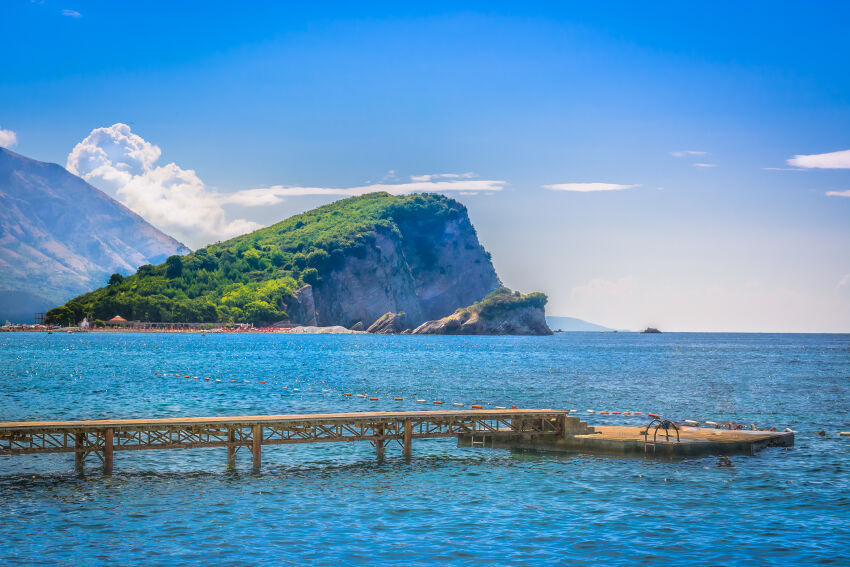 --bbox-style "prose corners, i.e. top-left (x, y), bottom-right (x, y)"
top-left (2, 1), bottom-right (849, 332)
